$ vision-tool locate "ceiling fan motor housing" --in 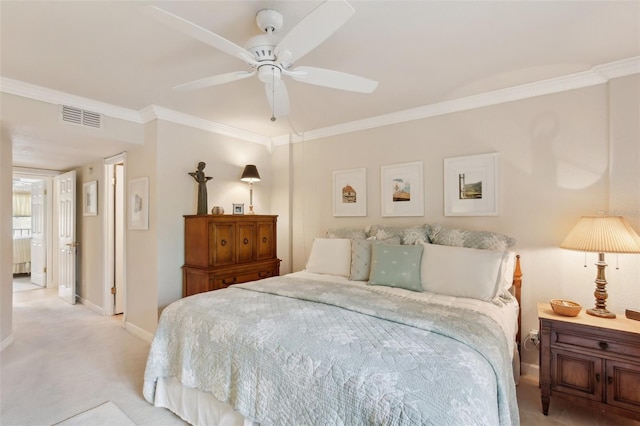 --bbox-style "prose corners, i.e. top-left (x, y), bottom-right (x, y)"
top-left (256, 9), bottom-right (283, 33)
